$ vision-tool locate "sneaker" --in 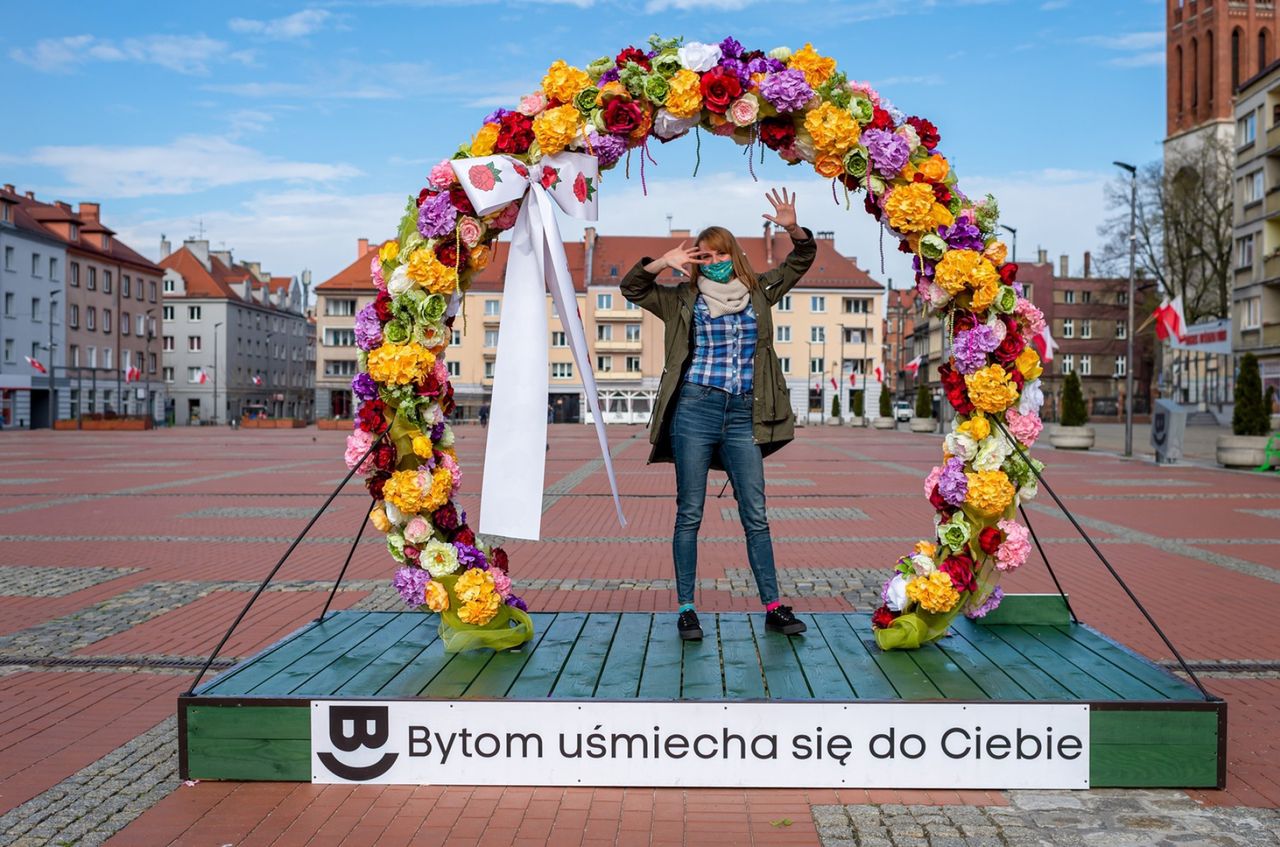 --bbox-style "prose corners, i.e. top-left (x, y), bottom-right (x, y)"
top-left (765, 604), bottom-right (807, 635)
top-left (677, 610), bottom-right (703, 641)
